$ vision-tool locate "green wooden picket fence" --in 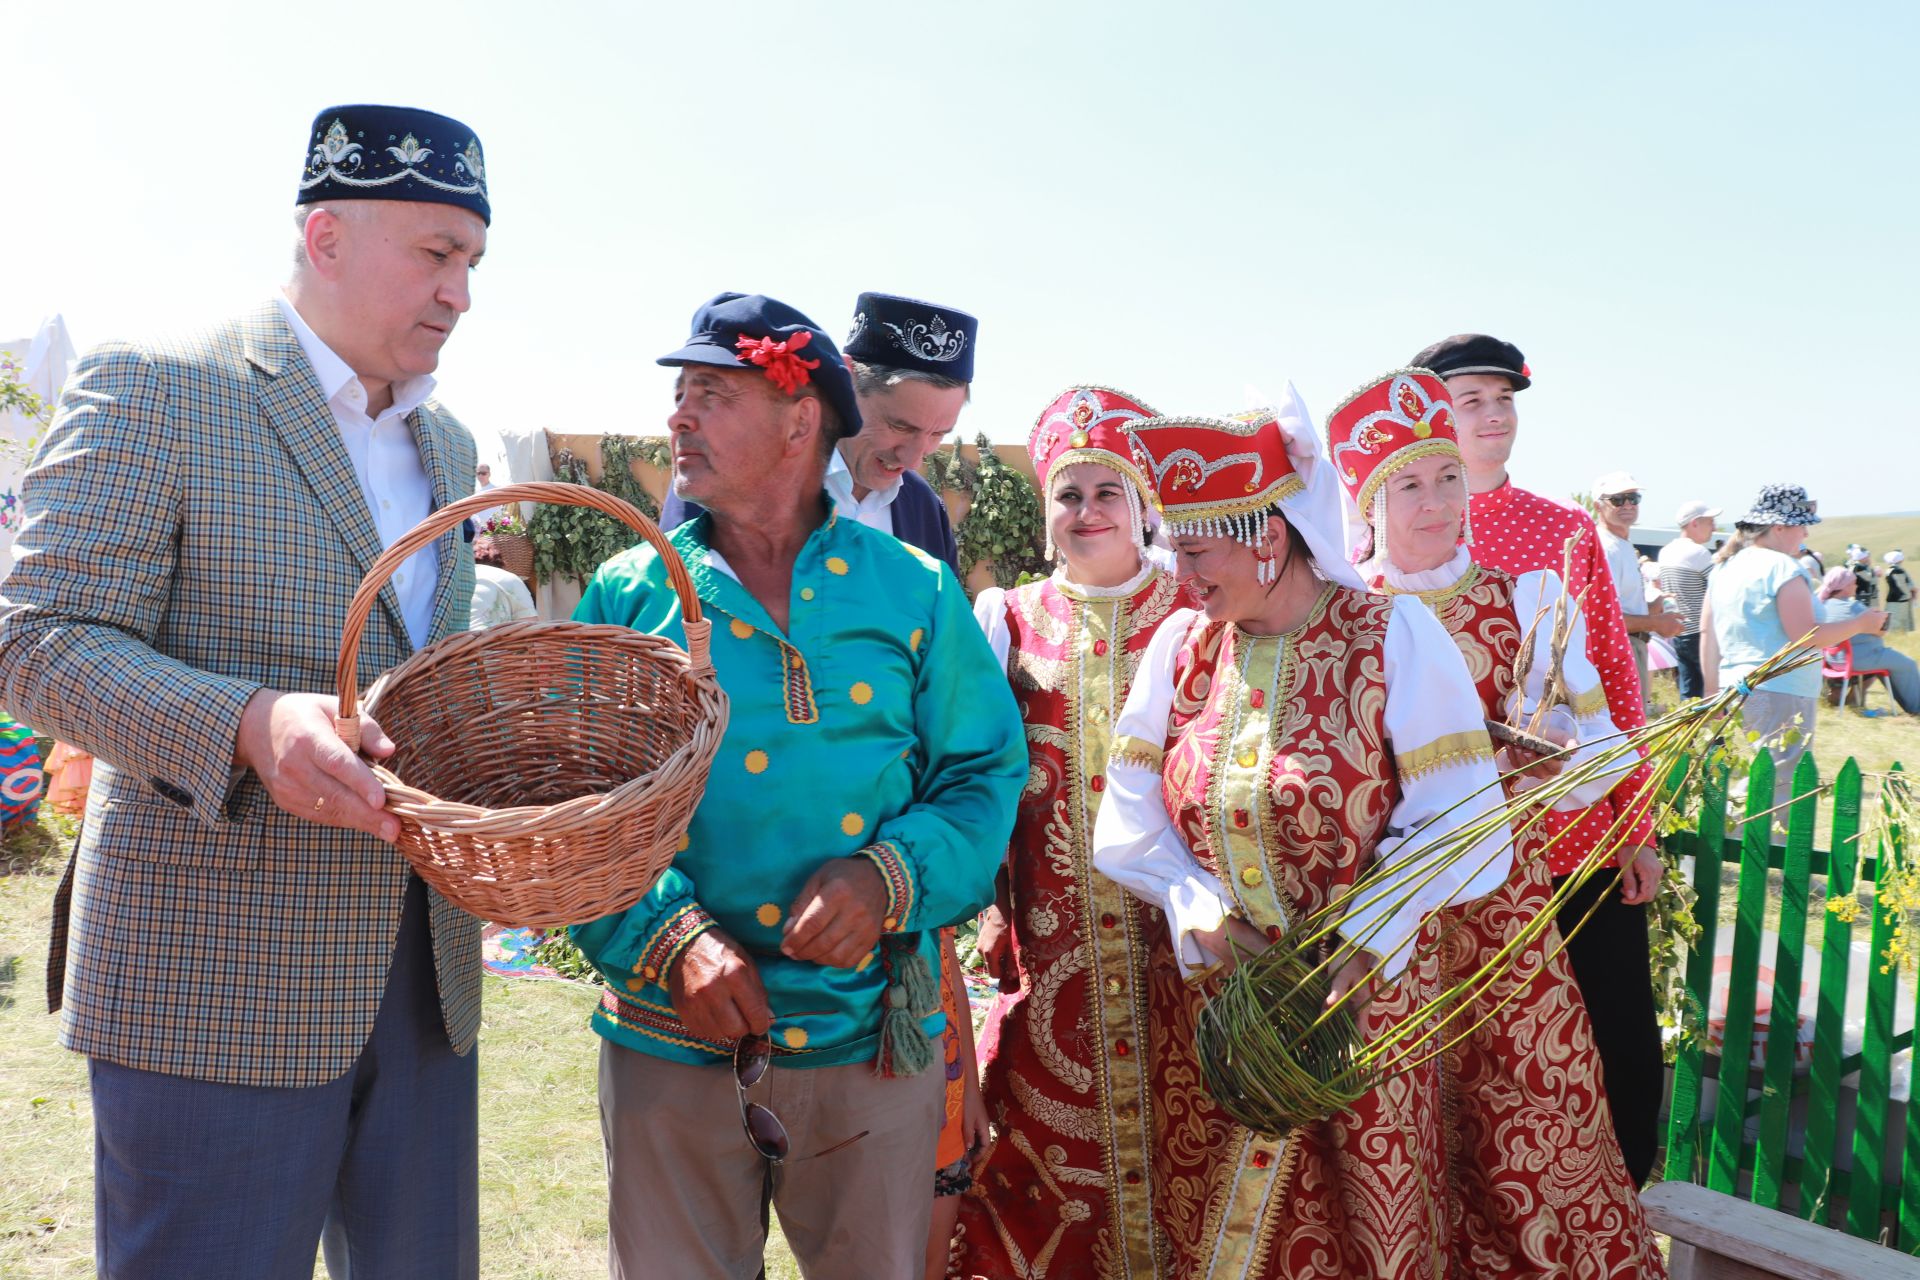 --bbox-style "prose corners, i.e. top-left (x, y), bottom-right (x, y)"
top-left (1661, 751), bottom-right (1916, 1250)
